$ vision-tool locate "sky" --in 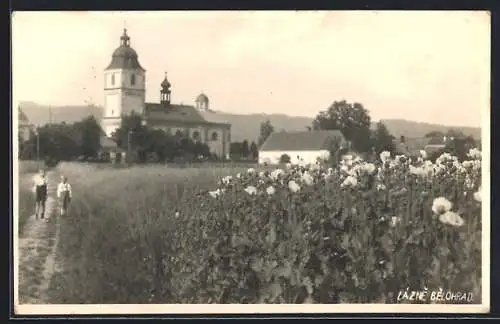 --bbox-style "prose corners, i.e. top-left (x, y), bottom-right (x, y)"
top-left (12, 11), bottom-right (490, 127)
